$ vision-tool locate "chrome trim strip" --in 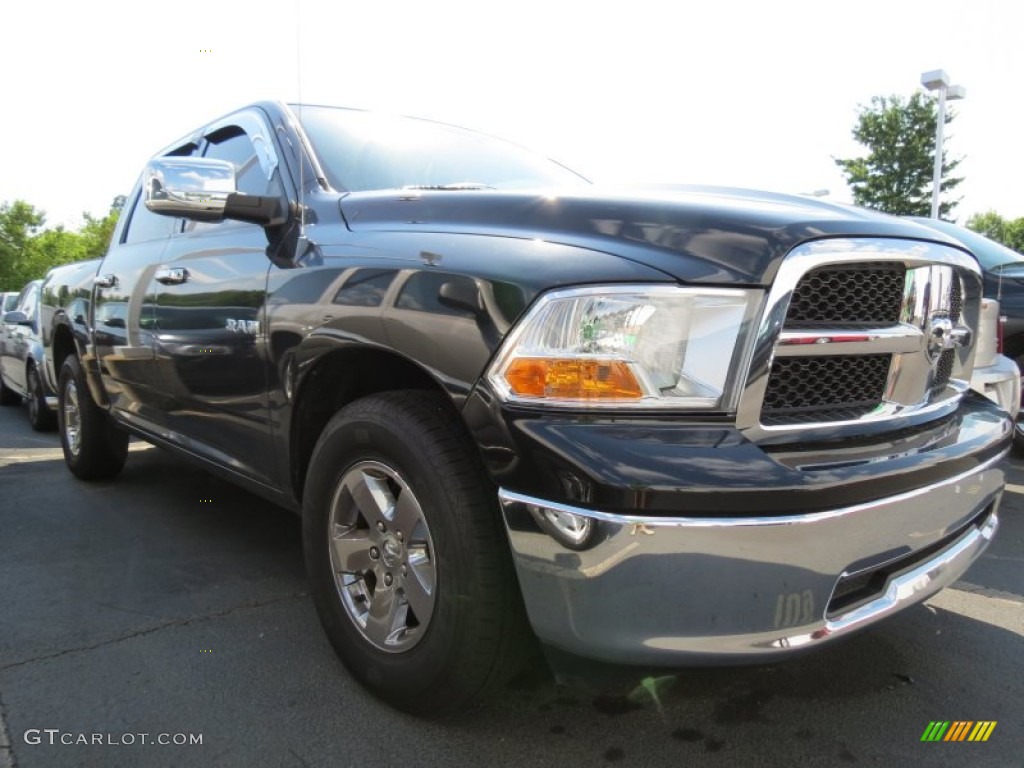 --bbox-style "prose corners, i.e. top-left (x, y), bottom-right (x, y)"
top-left (775, 325), bottom-right (922, 356)
top-left (497, 447), bottom-right (1006, 529)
